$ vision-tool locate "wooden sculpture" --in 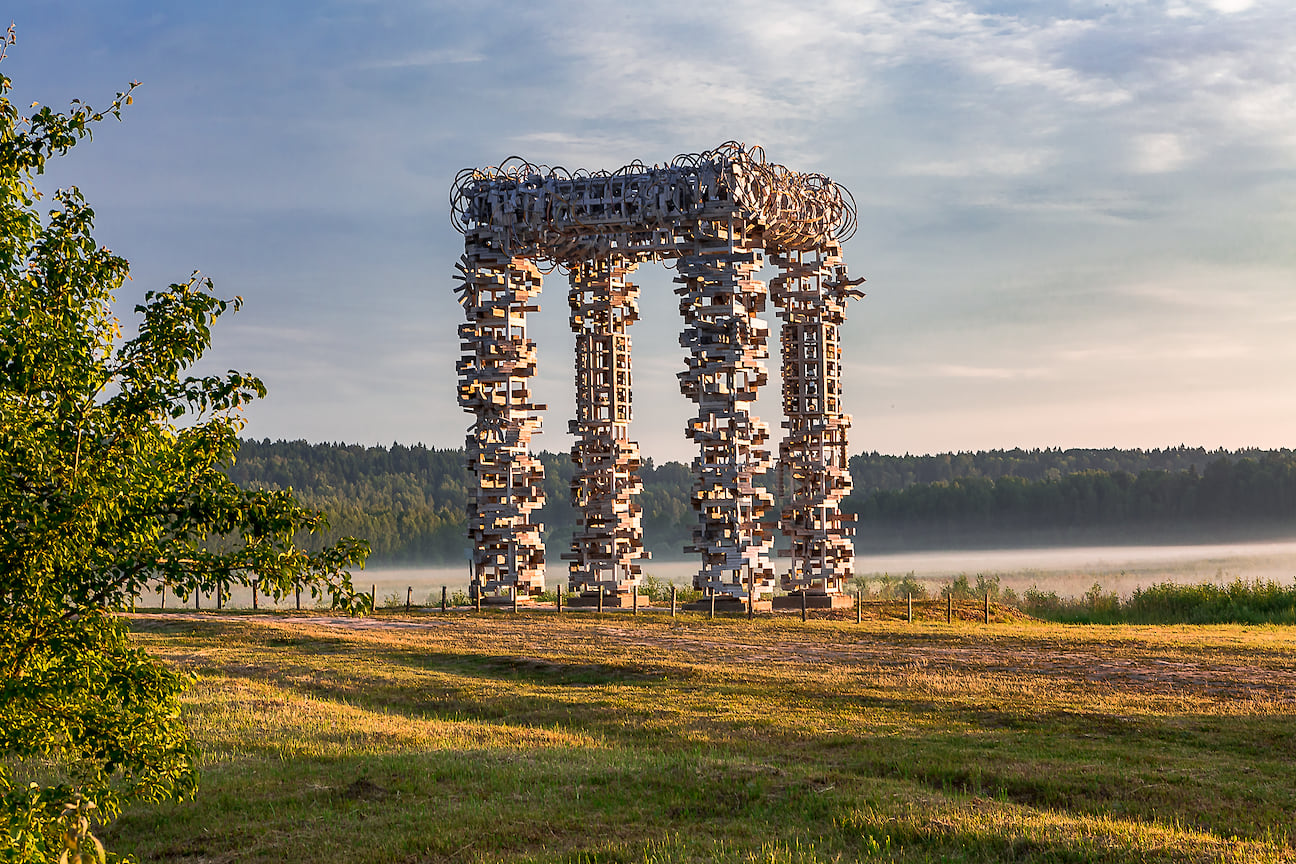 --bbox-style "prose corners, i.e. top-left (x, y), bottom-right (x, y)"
top-left (452, 143), bottom-right (863, 603)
